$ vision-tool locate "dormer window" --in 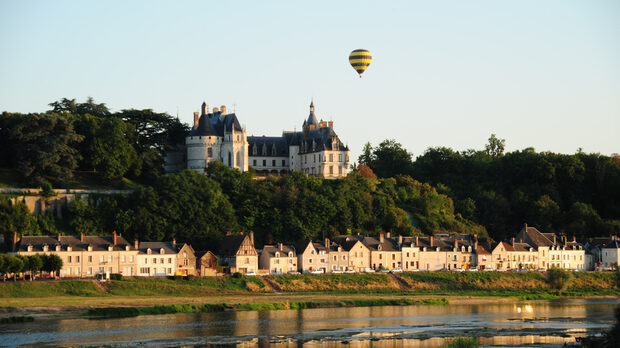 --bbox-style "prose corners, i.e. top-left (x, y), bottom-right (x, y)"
top-left (27, 245), bottom-right (33, 252)
top-left (378, 245), bottom-right (382, 251)
top-left (55, 245), bottom-right (61, 251)
top-left (275, 252), bottom-right (280, 258)
top-left (262, 143), bottom-right (267, 156)
top-left (272, 144), bottom-right (277, 156)
top-left (67, 246), bottom-right (72, 252)
top-left (88, 245), bottom-right (93, 251)
top-left (108, 246), bottom-right (113, 251)
top-left (423, 247), bottom-right (427, 252)
top-left (288, 252), bottom-right (293, 257)
top-left (125, 245), bottom-right (130, 251)
top-left (160, 248), bottom-right (165, 254)
top-left (147, 248), bottom-right (152, 255)
top-left (43, 244), bottom-right (48, 252)
top-left (252, 144), bottom-right (257, 156)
